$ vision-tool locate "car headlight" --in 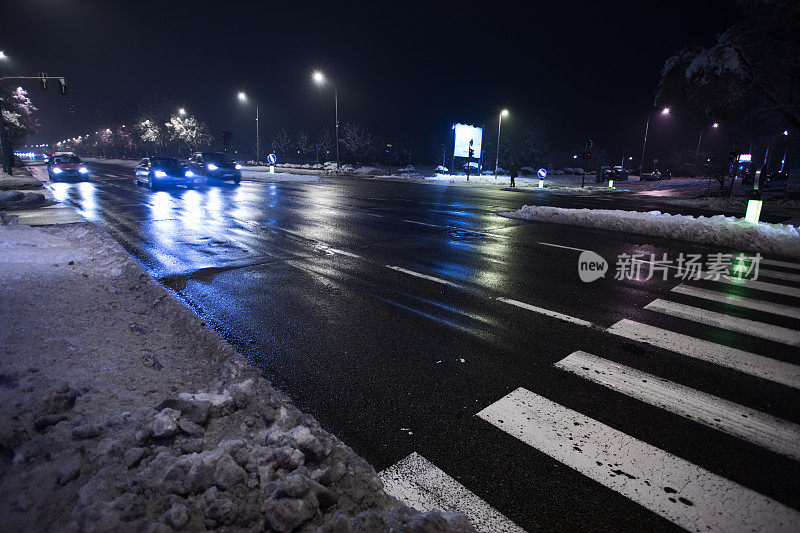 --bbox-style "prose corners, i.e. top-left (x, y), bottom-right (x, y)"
top-left (154, 170), bottom-right (167, 178)
top-left (185, 170), bottom-right (194, 177)
top-left (78, 167), bottom-right (89, 174)
top-left (207, 163), bottom-right (218, 171)
top-left (235, 164), bottom-right (242, 170)
top-left (52, 167), bottom-right (63, 174)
